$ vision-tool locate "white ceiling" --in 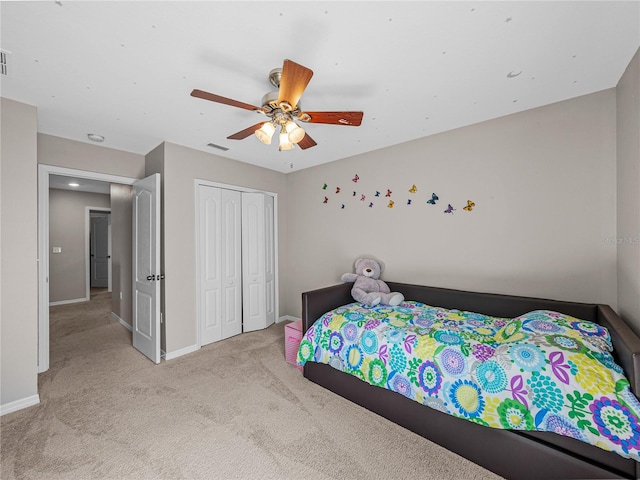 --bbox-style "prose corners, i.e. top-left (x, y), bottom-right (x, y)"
top-left (2, 1), bottom-right (639, 174)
